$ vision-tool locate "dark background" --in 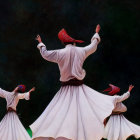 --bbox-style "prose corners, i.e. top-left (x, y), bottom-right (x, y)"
top-left (0, 0), bottom-right (139, 132)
